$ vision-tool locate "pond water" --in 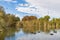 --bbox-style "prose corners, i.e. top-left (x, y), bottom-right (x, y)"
top-left (0, 29), bottom-right (60, 40)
